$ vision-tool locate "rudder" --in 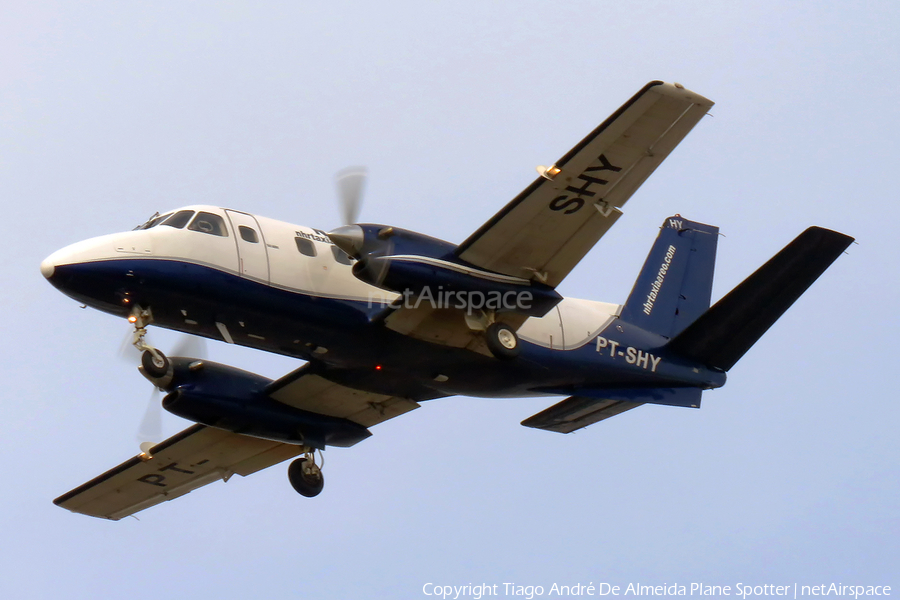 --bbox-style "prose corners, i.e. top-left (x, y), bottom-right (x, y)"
top-left (619, 215), bottom-right (719, 338)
